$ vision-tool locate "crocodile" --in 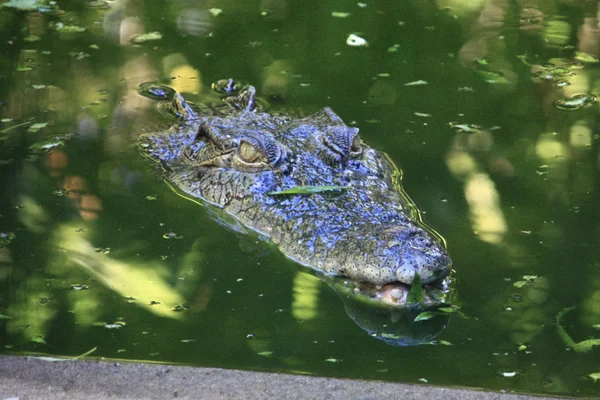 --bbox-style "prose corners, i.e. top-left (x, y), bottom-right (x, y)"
top-left (138, 79), bottom-right (452, 308)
